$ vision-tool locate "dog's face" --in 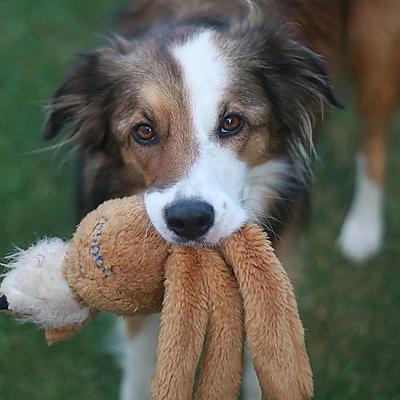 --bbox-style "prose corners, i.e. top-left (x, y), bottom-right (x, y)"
top-left (45, 22), bottom-right (340, 245)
